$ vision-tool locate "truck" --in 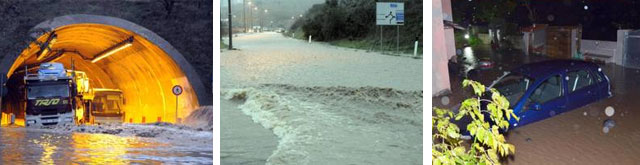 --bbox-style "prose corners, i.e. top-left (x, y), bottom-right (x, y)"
top-left (24, 62), bottom-right (84, 126)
